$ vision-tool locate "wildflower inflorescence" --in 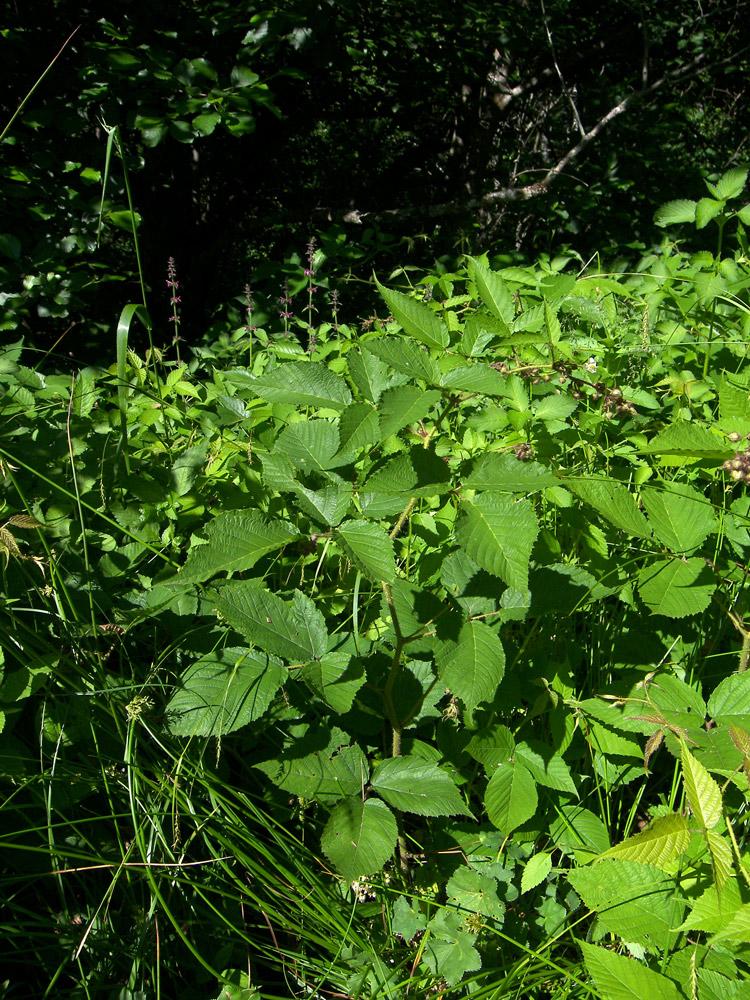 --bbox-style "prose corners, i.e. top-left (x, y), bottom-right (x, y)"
top-left (166, 257), bottom-right (182, 358)
top-left (723, 434), bottom-right (750, 483)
